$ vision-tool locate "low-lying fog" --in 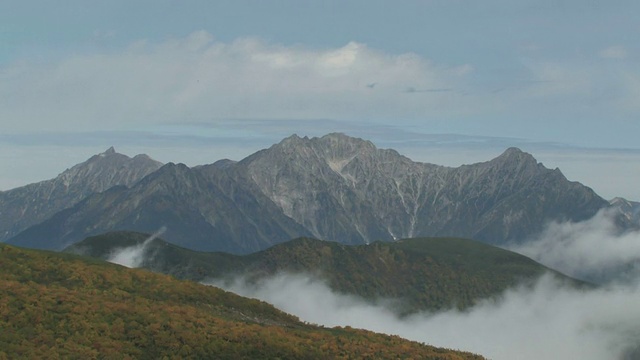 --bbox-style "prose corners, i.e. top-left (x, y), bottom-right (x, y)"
top-left (109, 212), bottom-right (640, 359)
